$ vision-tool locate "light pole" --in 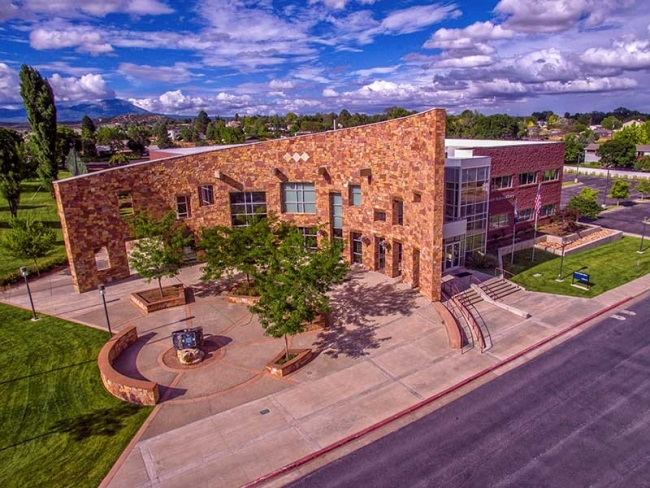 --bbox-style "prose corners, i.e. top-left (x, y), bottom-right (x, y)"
top-left (20, 266), bottom-right (39, 321)
top-left (639, 219), bottom-right (648, 254)
top-left (98, 284), bottom-right (113, 337)
top-left (556, 238), bottom-right (567, 282)
top-left (602, 168), bottom-right (611, 207)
